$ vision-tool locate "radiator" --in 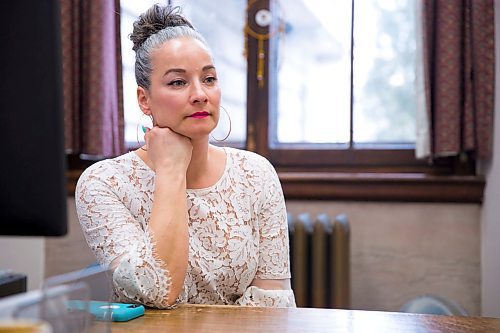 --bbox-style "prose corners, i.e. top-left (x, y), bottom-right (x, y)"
top-left (288, 212), bottom-right (350, 308)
